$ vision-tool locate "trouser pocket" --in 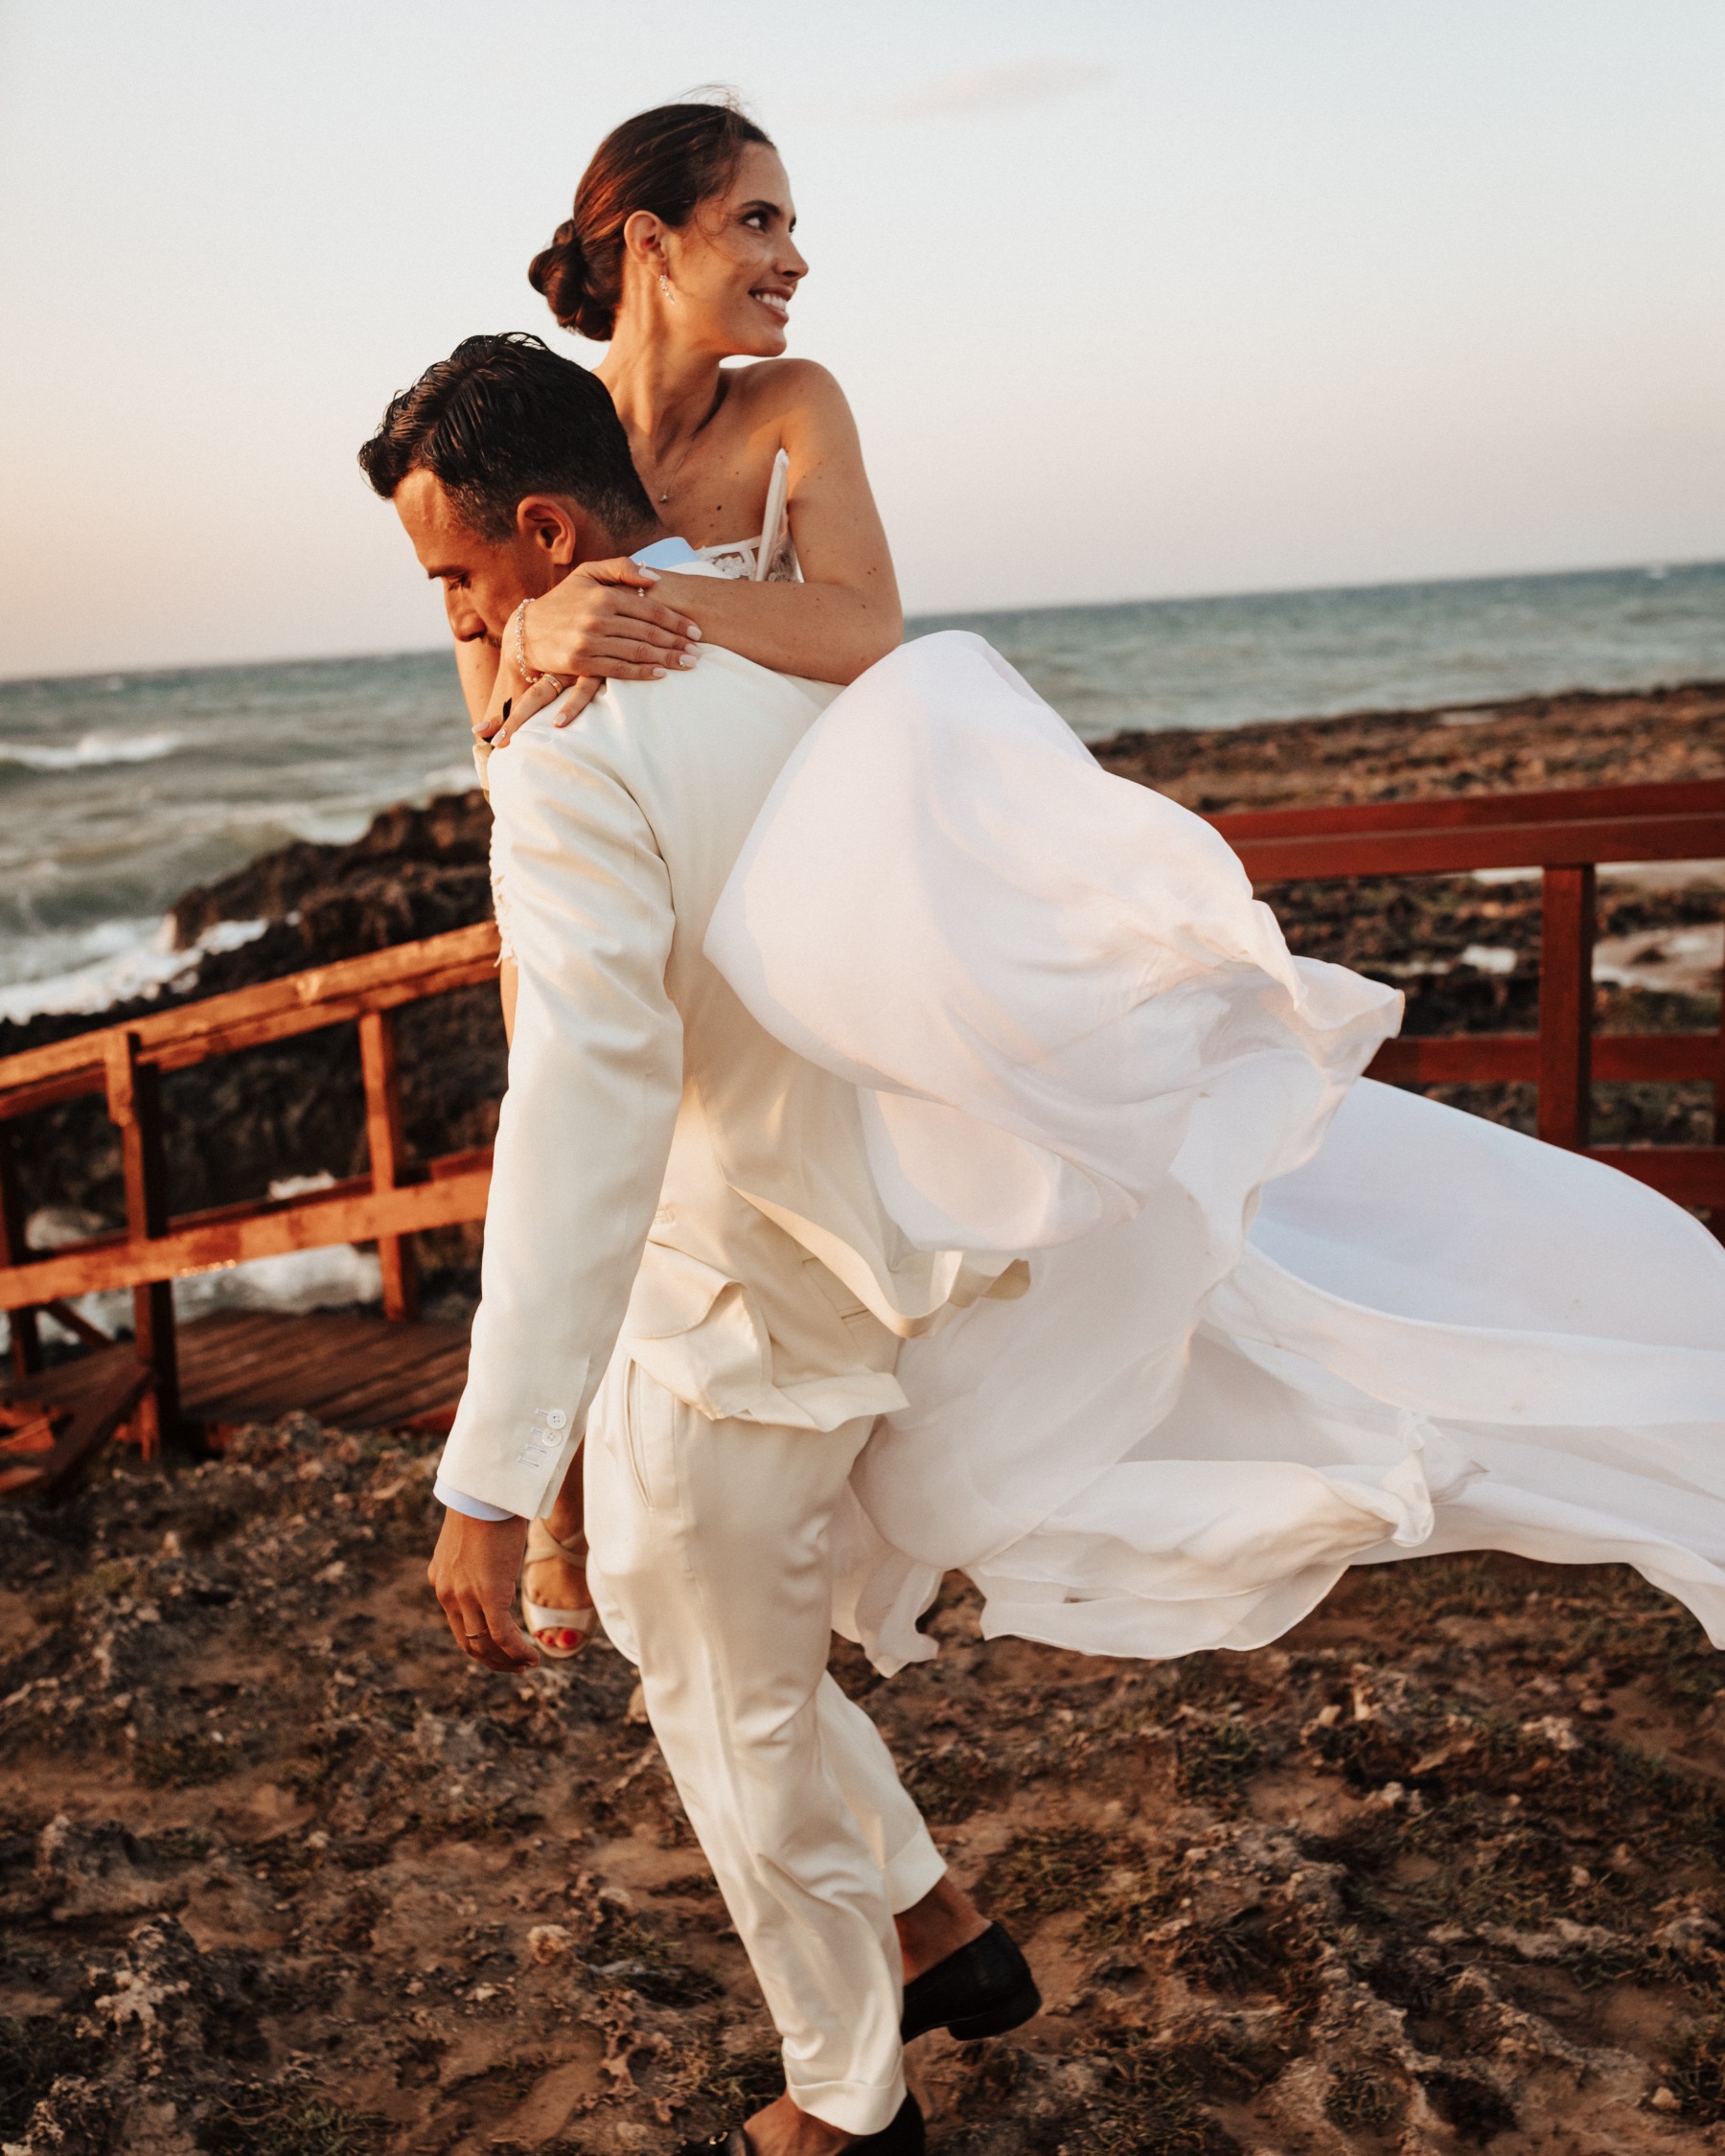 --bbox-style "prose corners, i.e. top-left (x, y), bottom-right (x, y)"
top-left (620, 1359), bottom-right (682, 1518)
